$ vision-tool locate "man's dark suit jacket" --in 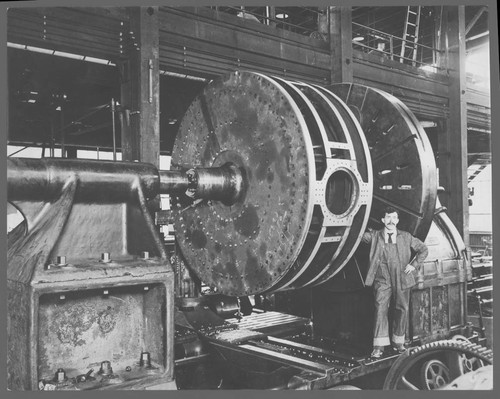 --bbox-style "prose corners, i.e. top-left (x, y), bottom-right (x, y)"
top-left (361, 229), bottom-right (428, 290)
